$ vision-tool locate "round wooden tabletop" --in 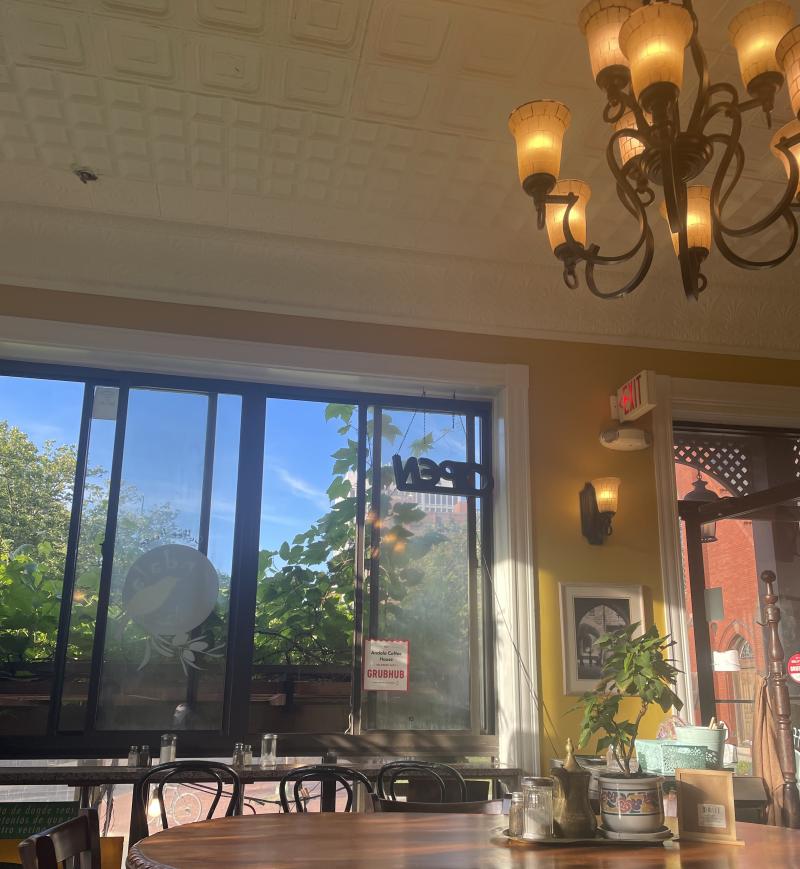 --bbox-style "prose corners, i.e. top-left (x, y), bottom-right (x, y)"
top-left (126, 813), bottom-right (800, 868)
